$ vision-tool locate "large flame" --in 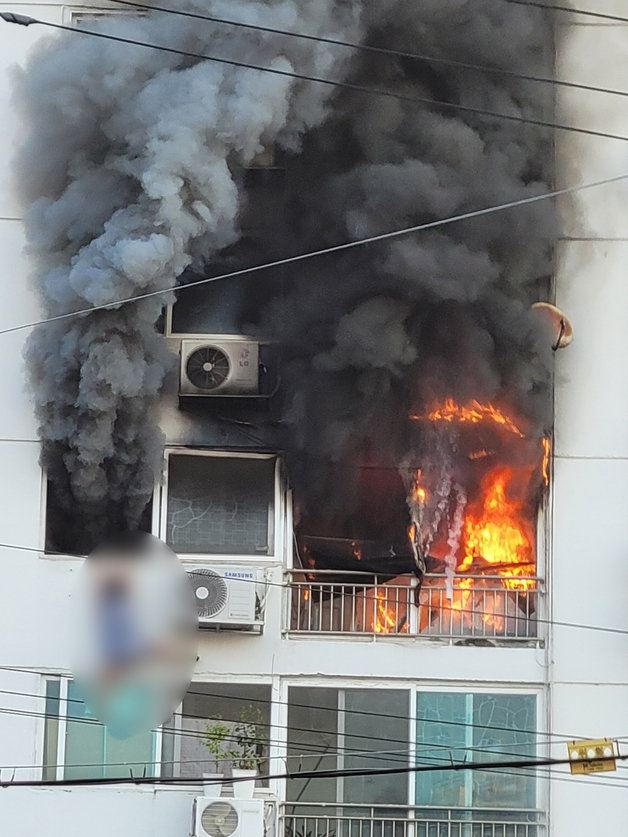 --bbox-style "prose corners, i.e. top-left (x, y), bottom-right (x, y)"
top-left (458, 466), bottom-right (535, 590)
top-left (412, 398), bottom-right (526, 438)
